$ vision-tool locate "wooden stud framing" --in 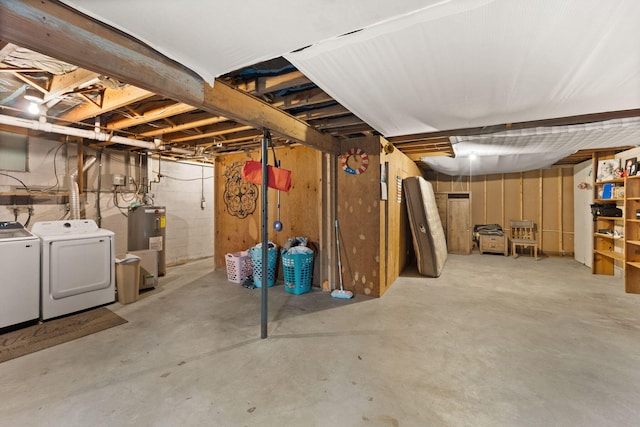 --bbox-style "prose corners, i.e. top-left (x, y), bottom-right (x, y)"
top-left (558, 168), bottom-right (563, 255)
top-left (501, 174), bottom-right (505, 227)
top-left (539, 169), bottom-right (544, 252)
